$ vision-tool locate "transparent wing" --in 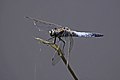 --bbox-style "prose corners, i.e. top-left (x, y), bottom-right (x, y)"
top-left (52, 51), bottom-right (61, 66)
top-left (25, 16), bottom-right (62, 32)
top-left (52, 39), bottom-right (63, 66)
top-left (68, 36), bottom-right (74, 54)
top-left (65, 36), bottom-right (74, 66)
top-left (72, 31), bottom-right (104, 38)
